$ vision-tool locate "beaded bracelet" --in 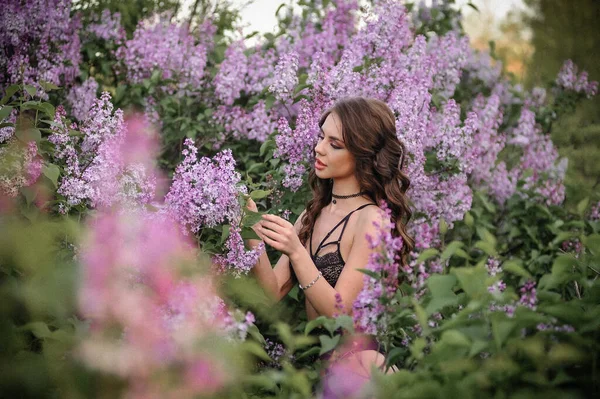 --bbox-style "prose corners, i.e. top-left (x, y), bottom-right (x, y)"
top-left (299, 271), bottom-right (322, 291)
